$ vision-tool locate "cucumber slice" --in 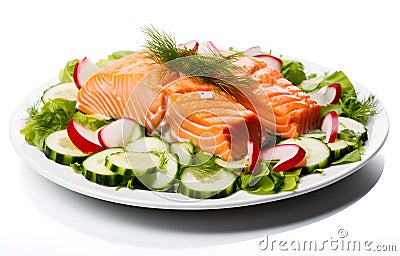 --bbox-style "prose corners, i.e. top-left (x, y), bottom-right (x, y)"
top-left (125, 137), bottom-right (169, 153)
top-left (125, 122), bottom-right (145, 145)
top-left (144, 152), bottom-right (180, 191)
top-left (328, 139), bottom-right (351, 160)
top-left (303, 131), bottom-right (326, 140)
top-left (338, 117), bottom-right (368, 142)
top-left (44, 129), bottom-right (89, 165)
top-left (214, 157), bottom-right (247, 172)
top-left (178, 167), bottom-right (238, 199)
top-left (279, 137), bottom-right (330, 172)
top-left (106, 151), bottom-right (160, 176)
top-left (41, 82), bottom-right (78, 103)
top-left (170, 141), bottom-right (194, 166)
top-left (82, 148), bottom-right (124, 186)
top-left (298, 75), bottom-right (324, 92)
